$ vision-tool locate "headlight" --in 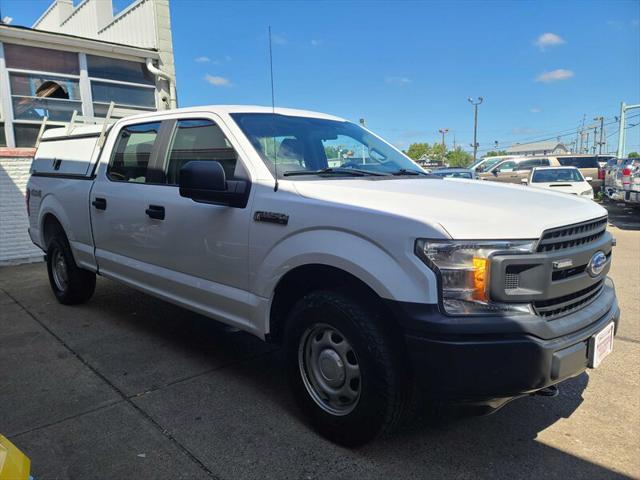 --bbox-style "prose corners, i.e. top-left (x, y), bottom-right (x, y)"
top-left (415, 239), bottom-right (536, 315)
top-left (581, 189), bottom-right (593, 196)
